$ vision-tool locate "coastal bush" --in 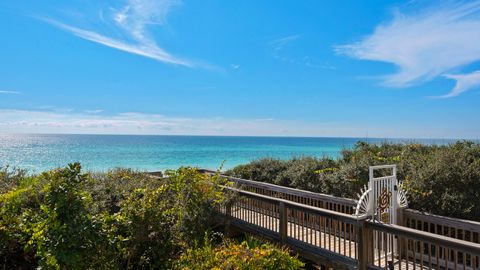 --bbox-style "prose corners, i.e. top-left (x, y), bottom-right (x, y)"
top-left (0, 177), bottom-right (41, 268)
top-left (228, 158), bottom-right (287, 184)
top-left (87, 168), bottom-right (164, 214)
top-left (0, 166), bottom-right (27, 194)
top-left (0, 163), bottom-right (113, 269)
top-left (176, 237), bottom-right (304, 270)
top-left (227, 141), bottom-right (480, 221)
top-left (401, 141), bottom-right (480, 219)
top-left (275, 157), bottom-right (335, 190)
top-left (228, 157), bottom-right (338, 190)
top-left (0, 164), bottom-right (242, 269)
top-left (108, 167), bottom-right (228, 269)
